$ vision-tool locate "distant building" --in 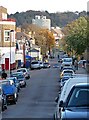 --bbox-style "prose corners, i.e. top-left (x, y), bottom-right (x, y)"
top-left (16, 30), bottom-right (42, 62)
top-left (32, 15), bottom-right (51, 30)
top-left (0, 6), bottom-right (16, 70)
top-left (51, 27), bottom-right (64, 47)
